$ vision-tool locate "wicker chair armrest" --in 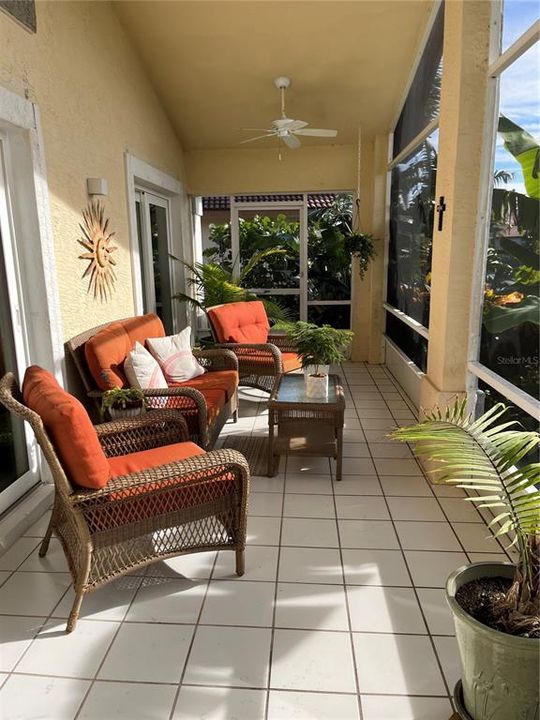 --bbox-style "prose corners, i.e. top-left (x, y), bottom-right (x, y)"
top-left (218, 343), bottom-right (283, 372)
top-left (193, 348), bottom-right (239, 372)
top-left (96, 411), bottom-right (190, 457)
top-left (142, 386), bottom-right (208, 448)
top-left (268, 332), bottom-right (298, 353)
top-left (71, 448), bottom-right (250, 504)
